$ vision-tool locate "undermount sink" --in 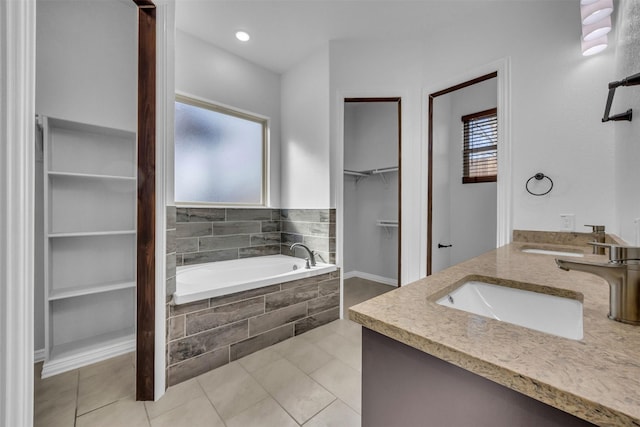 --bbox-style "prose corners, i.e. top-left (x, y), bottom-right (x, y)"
top-left (521, 247), bottom-right (584, 257)
top-left (436, 279), bottom-right (583, 340)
